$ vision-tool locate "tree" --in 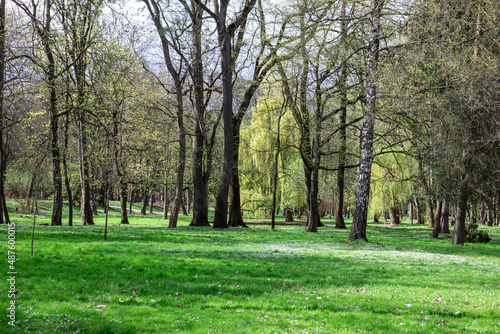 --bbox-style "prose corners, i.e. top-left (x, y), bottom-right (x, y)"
top-left (349, 0), bottom-right (384, 241)
top-left (195, 0), bottom-right (257, 229)
top-left (142, 0), bottom-right (188, 228)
